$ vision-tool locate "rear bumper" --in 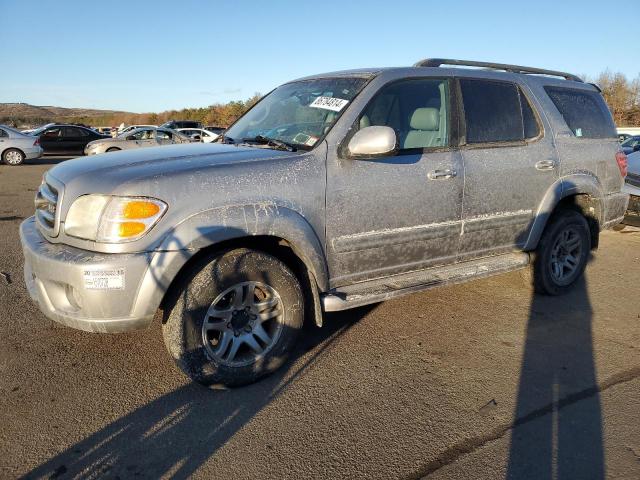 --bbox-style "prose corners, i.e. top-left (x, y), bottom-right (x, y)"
top-left (24, 146), bottom-right (43, 160)
top-left (20, 217), bottom-right (180, 333)
top-left (602, 191), bottom-right (629, 230)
